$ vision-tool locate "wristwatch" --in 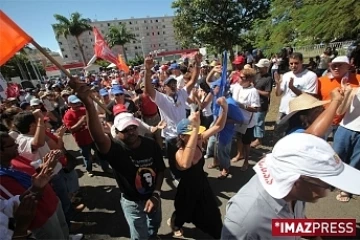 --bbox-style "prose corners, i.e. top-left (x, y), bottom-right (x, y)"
top-left (153, 190), bottom-right (161, 197)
